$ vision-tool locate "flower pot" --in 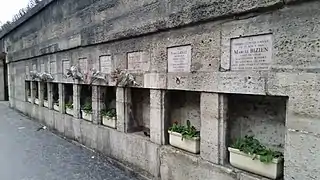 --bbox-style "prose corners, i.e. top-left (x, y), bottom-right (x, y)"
top-left (168, 131), bottom-right (200, 154)
top-left (44, 100), bottom-right (48, 107)
top-left (102, 116), bottom-right (116, 128)
top-left (81, 110), bottom-right (92, 121)
top-left (66, 108), bottom-right (73, 115)
top-left (228, 147), bottom-right (283, 179)
top-left (27, 97), bottom-right (31, 103)
top-left (35, 99), bottom-right (39, 105)
top-left (53, 104), bottom-right (59, 111)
